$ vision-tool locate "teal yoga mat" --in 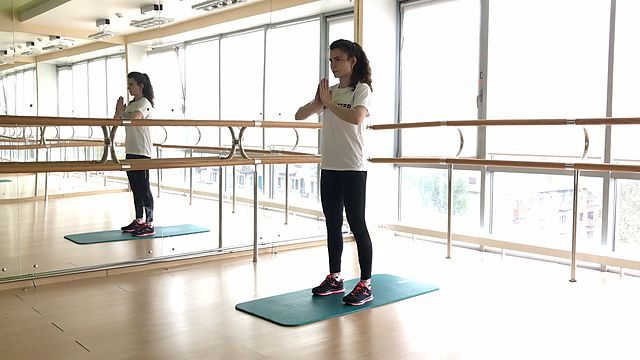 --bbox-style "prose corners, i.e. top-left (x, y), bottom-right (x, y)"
top-left (0, 179), bottom-right (11, 183)
top-left (65, 224), bottom-right (209, 244)
top-left (235, 274), bottom-right (439, 326)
